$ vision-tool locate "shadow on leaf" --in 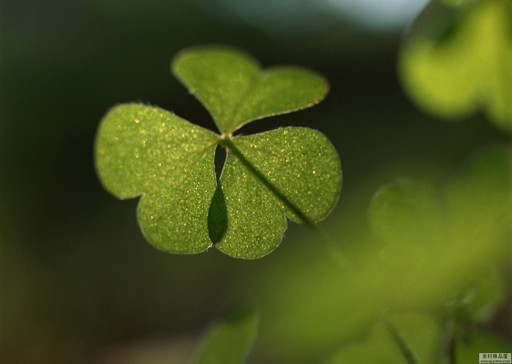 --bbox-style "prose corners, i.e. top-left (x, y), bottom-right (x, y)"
top-left (208, 184), bottom-right (228, 244)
